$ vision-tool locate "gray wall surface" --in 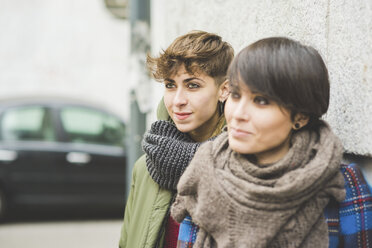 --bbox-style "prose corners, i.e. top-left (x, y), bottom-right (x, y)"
top-left (150, 0), bottom-right (372, 156)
